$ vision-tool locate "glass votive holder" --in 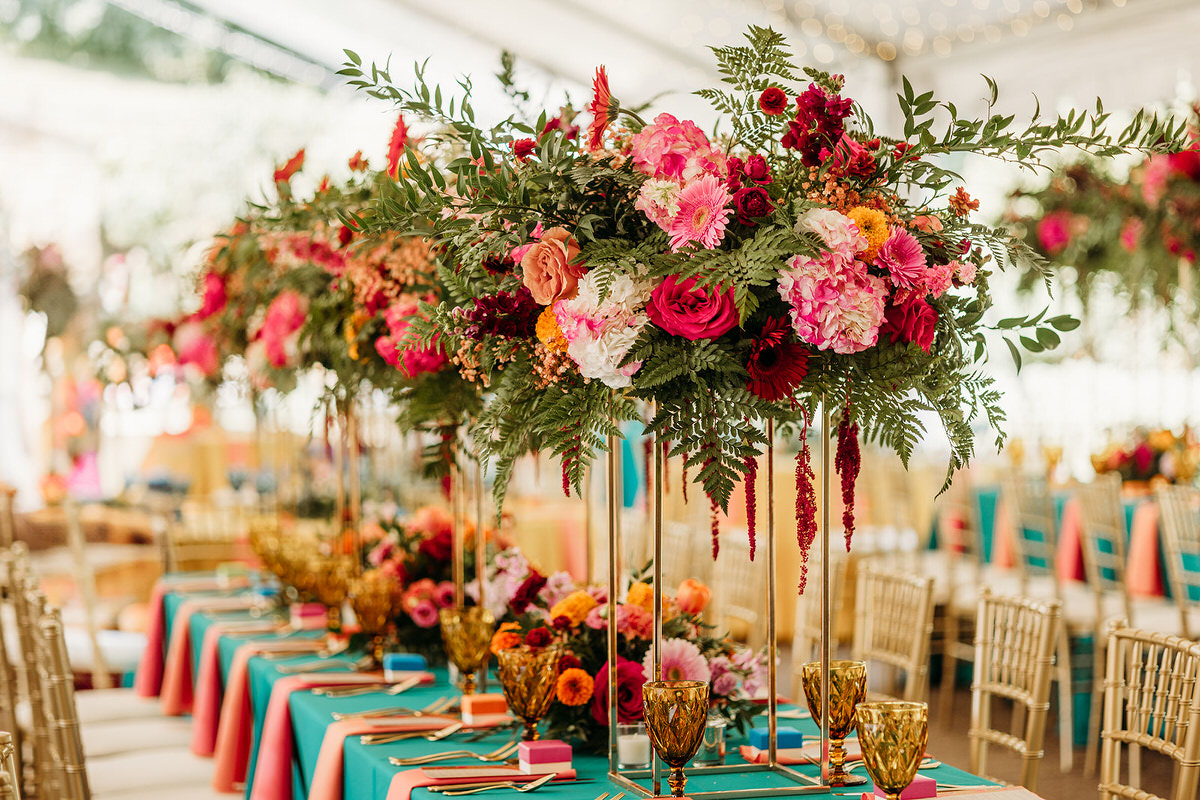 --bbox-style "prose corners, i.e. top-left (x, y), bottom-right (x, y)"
top-left (693, 714), bottom-right (726, 766)
top-left (617, 722), bottom-right (652, 770)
